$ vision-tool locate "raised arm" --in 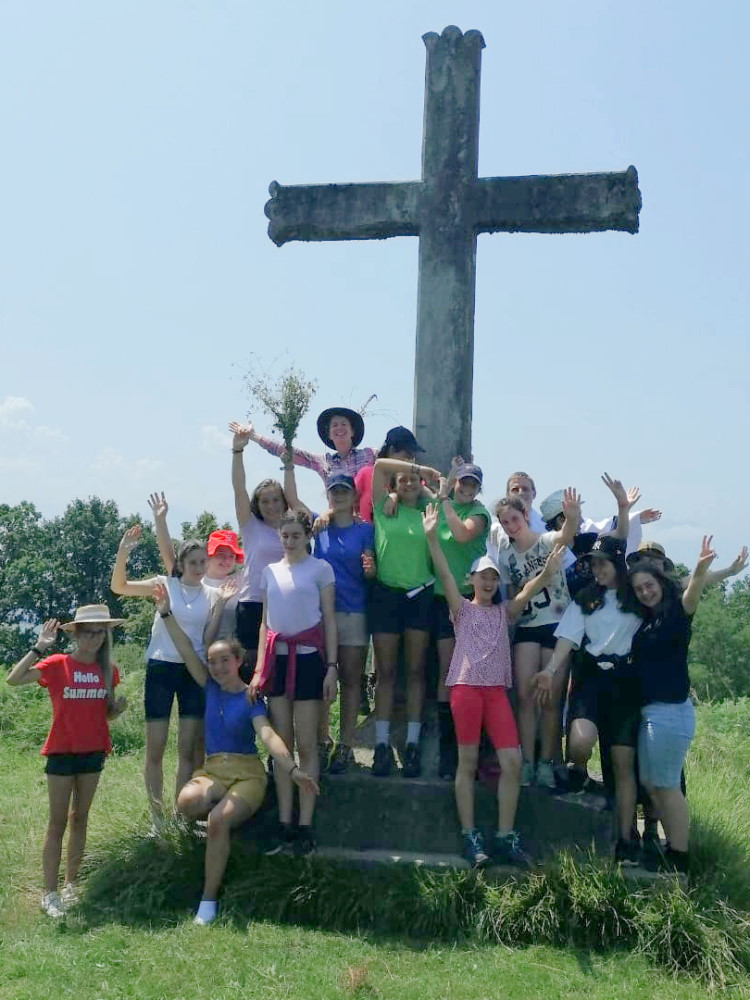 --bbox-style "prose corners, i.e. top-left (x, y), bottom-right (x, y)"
top-left (601, 474), bottom-right (634, 542)
top-left (682, 535), bottom-right (717, 615)
top-left (371, 457), bottom-right (441, 504)
top-left (551, 488), bottom-right (583, 548)
top-left (244, 422), bottom-right (327, 480)
top-left (203, 578), bottom-right (239, 648)
top-left (147, 492), bottom-right (176, 575)
top-left (153, 583), bottom-right (208, 686)
top-left (229, 422), bottom-right (254, 526)
top-left (6, 619), bottom-right (59, 686)
top-left (436, 476), bottom-right (487, 544)
top-left (505, 545), bottom-right (565, 621)
top-left (282, 452), bottom-right (313, 518)
top-left (110, 526), bottom-right (159, 597)
top-left (423, 502), bottom-right (463, 617)
top-left (705, 545), bottom-right (748, 587)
